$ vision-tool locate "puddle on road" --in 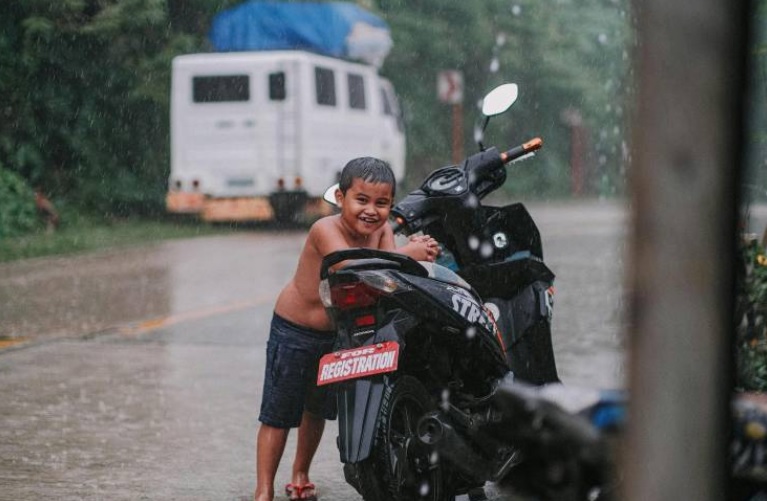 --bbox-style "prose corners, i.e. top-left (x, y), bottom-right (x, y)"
top-left (0, 234), bottom-right (302, 345)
